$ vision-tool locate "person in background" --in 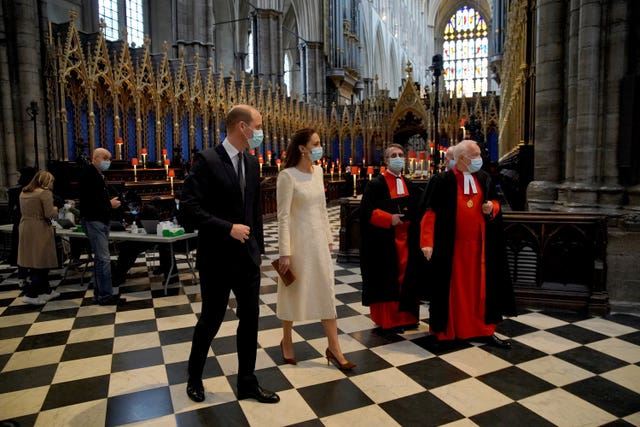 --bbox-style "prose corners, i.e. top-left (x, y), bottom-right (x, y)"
top-left (78, 148), bottom-right (125, 306)
top-left (360, 144), bottom-right (422, 332)
top-left (17, 171), bottom-right (60, 305)
top-left (420, 140), bottom-right (516, 348)
top-left (444, 146), bottom-right (456, 170)
top-left (8, 166), bottom-right (38, 287)
top-left (276, 128), bottom-right (355, 370)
